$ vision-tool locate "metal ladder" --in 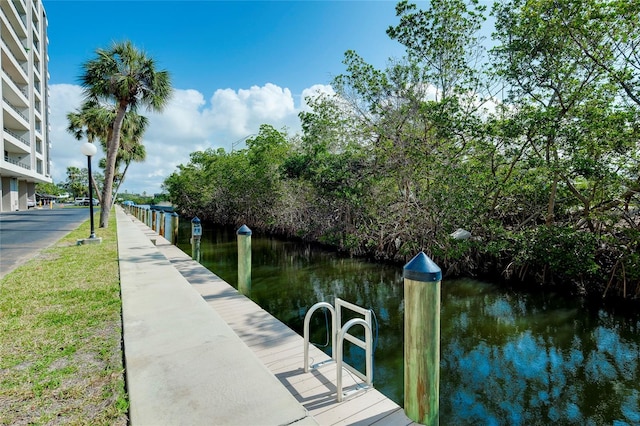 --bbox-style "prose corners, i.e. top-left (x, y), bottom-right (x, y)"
top-left (303, 298), bottom-right (373, 402)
